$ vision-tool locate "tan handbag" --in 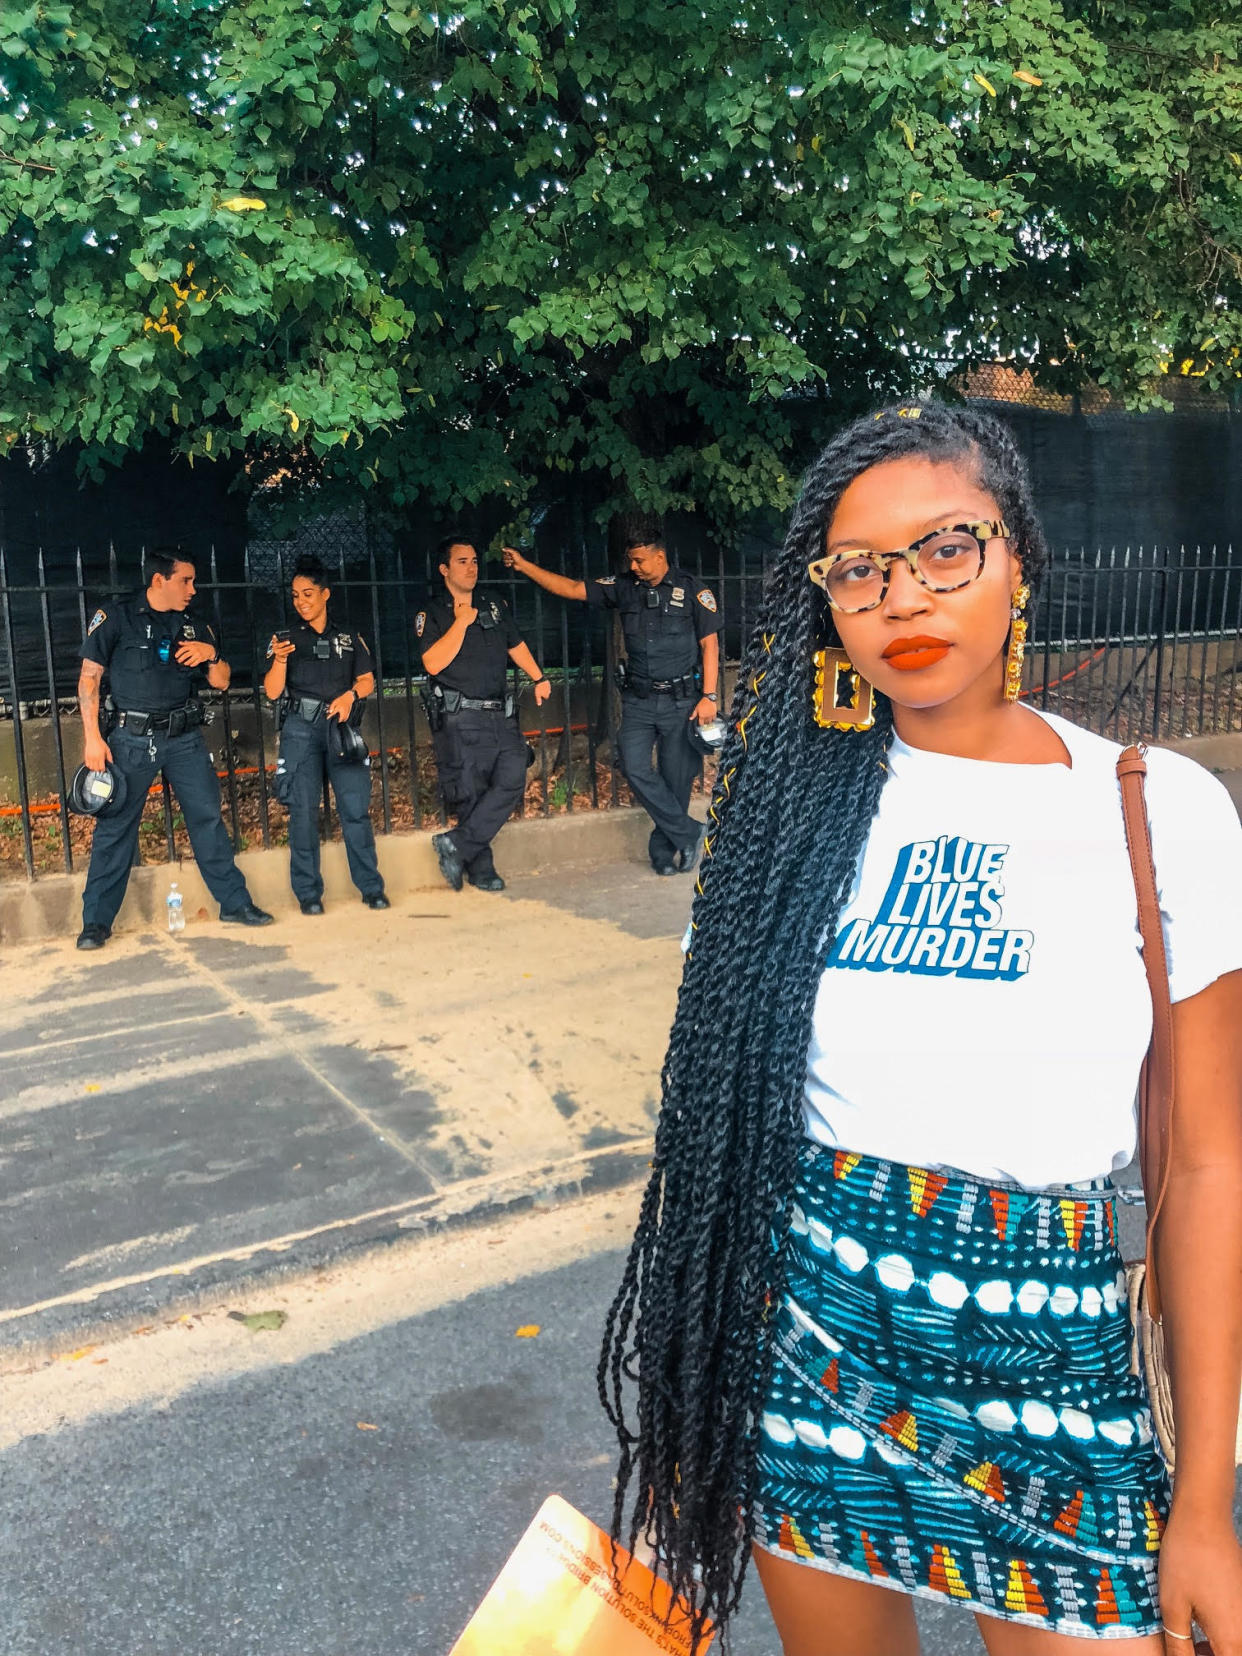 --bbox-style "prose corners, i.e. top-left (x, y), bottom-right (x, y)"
top-left (1117, 745), bottom-right (1242, 1472)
